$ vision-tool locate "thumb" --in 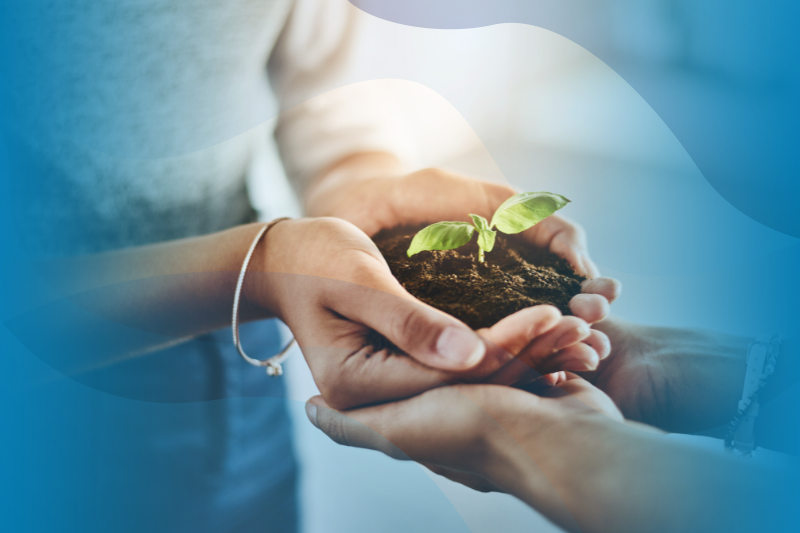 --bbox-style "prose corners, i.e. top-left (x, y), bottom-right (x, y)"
top-left (305, 396), bottom-right (410, 461)
top-left (331, 279), bottom-right (488, 371)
